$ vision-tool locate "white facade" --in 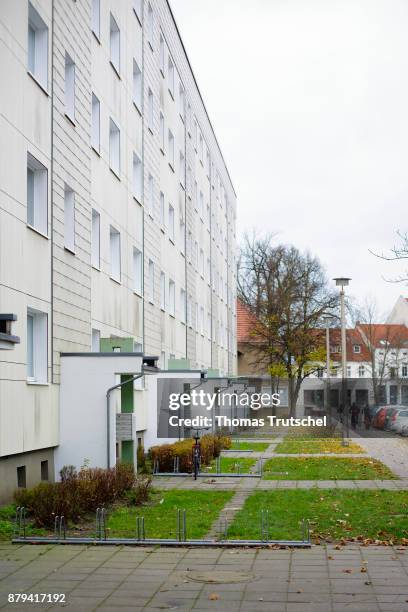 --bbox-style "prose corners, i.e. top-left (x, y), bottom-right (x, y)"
top-left (387, 296), bottom-right (408, 326)
top-left (0, 0), bottom-right (237, 499)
